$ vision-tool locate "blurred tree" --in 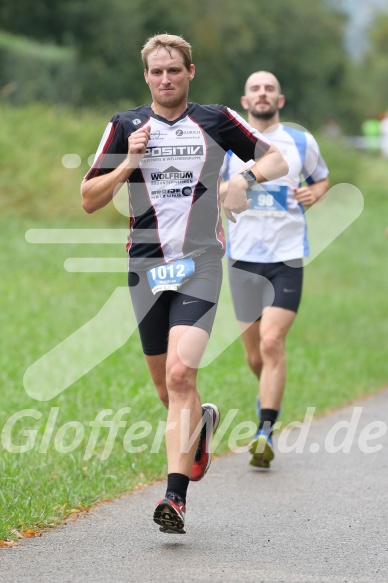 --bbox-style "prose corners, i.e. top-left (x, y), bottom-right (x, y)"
top-left (72, 0), bottom-right (348, 125)
top-left (180, 0), bottom-right (354, 130)
top-left (0, 32), bottom-right (77, 105)
top-left (0, 0), bottom-right (364, 131)
top-left (0, 0), bottom-right (70, 44)
top-left (359, 12), bottom-right (388, 116)
top-left (68, 0), bottom-right (148, 107)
